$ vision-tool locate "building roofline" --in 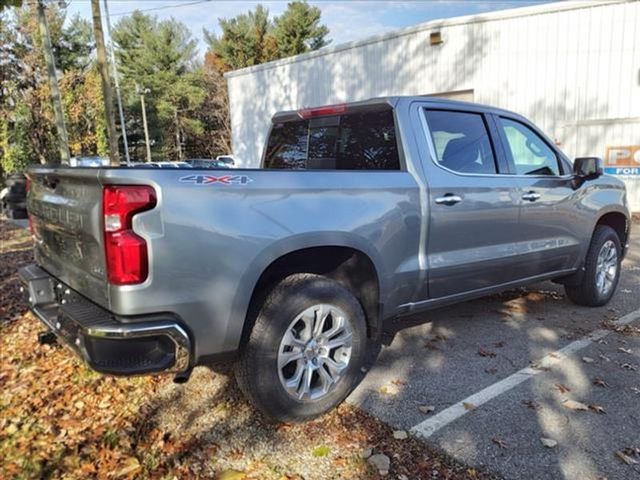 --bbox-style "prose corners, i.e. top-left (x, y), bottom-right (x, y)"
top-left (224, 0), bottom-right (623, 79)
